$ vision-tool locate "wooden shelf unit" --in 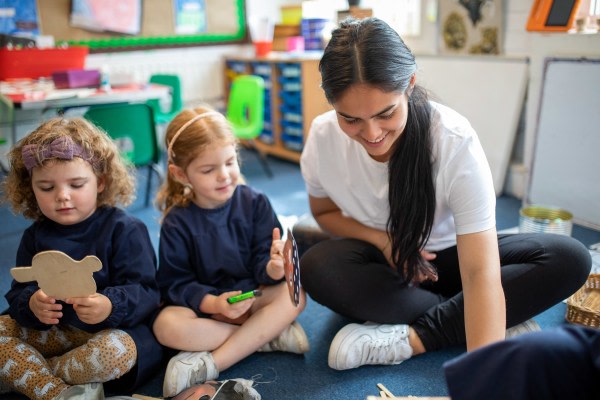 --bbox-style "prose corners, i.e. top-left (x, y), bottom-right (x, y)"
top-left (224, 54), bottom-right (331, 163)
